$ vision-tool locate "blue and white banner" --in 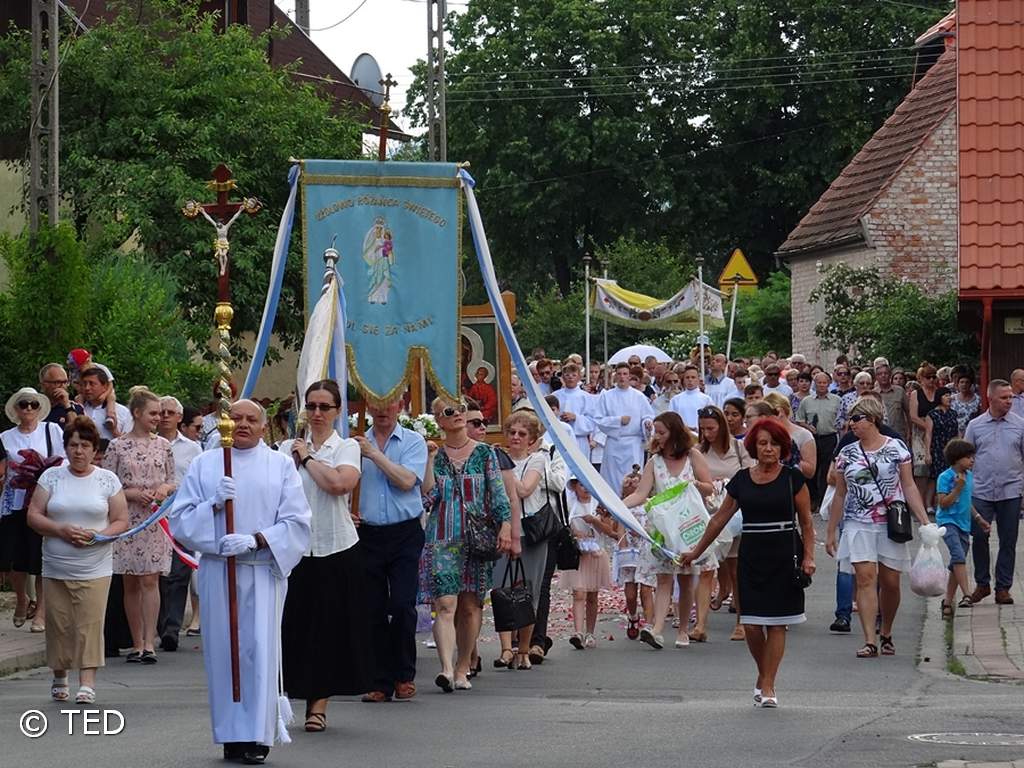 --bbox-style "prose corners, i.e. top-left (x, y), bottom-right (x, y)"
top-left (301, 161), bottom-right (462, 406)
